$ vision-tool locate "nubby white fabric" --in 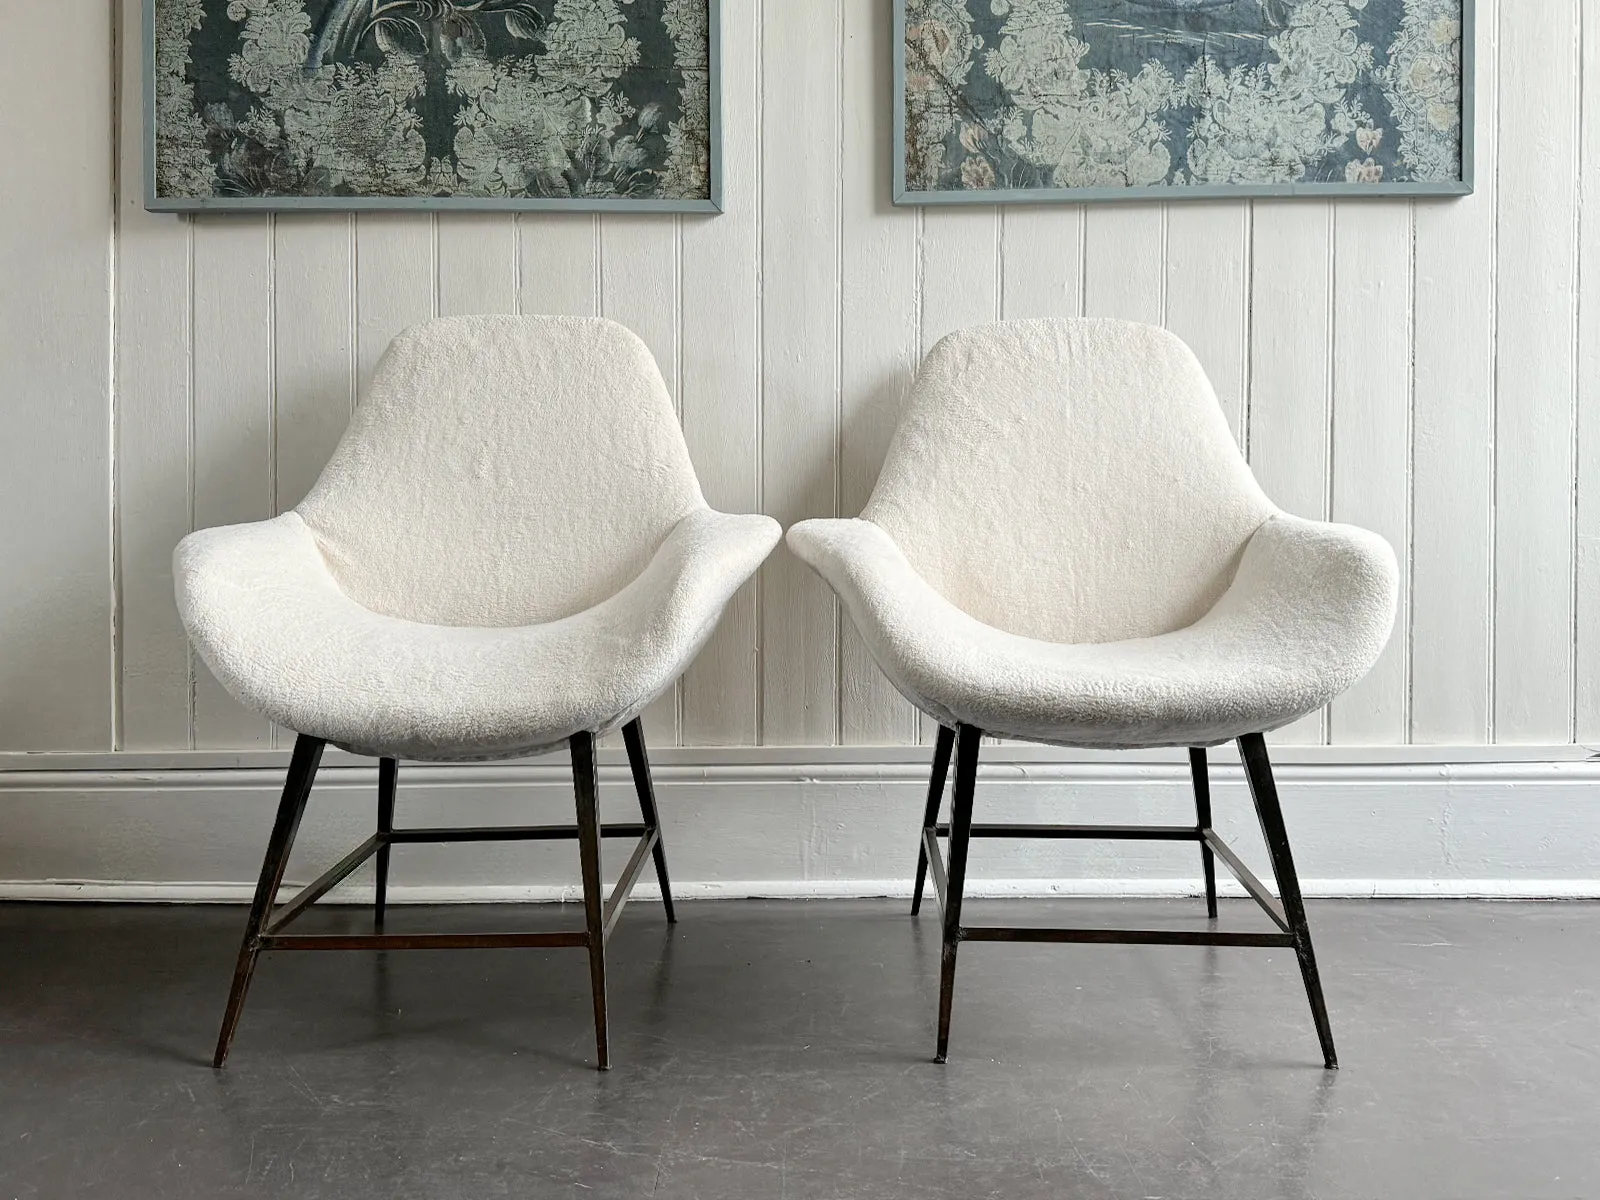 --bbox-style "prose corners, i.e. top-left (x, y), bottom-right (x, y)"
top-left (297, 316), bottom-right (708, 627)
top-left (789, 319), bottom-right (1397, 749)
top-left (177, 315), bottom-right (779, 761)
